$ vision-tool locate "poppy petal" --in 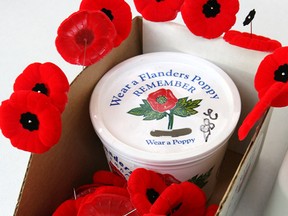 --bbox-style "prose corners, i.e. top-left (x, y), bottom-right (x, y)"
top-left (224, 30), bottom-right (282, 52)
top-left (127, 168), bottom-right (168, 215)
top-left (80, 0), bottom-right (132, 47)
top-left (55, 10), bottom-right (117, 66)
top-left (150, 181), bottom-right (206, 216)
top-left (134, 0), bottom-right (184, 22)
top-left (93, 170), bottom-right (127, 187)
top-left (53, 197), bottom-right (85, 216)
